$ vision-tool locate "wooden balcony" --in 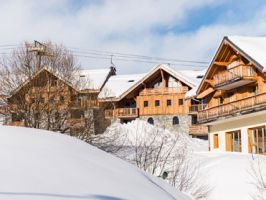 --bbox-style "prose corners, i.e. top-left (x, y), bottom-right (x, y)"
top-left (213, 65), bottom-right (256, 90)
top-left (189, 104), bottom-right (207, 114)
top-left (189, 125), bottom-right (208, 136)
top-left (105, 108), bottom-right (139, 119)
top-left (70, 100), bottom-right (99, 109)
top-left (198, 92), bottom-right (266, 123)
top-left (139, 87), bottom-right (188, 96)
